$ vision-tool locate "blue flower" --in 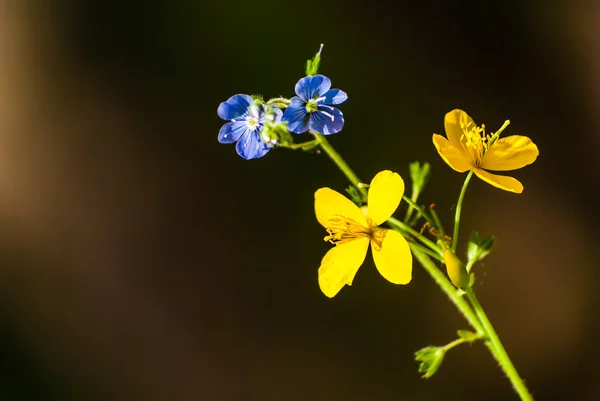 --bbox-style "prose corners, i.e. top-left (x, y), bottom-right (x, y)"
top-left (217, 94), bottom-right (282, 160)
top-left (282, 74), bottom-right (348, 135)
